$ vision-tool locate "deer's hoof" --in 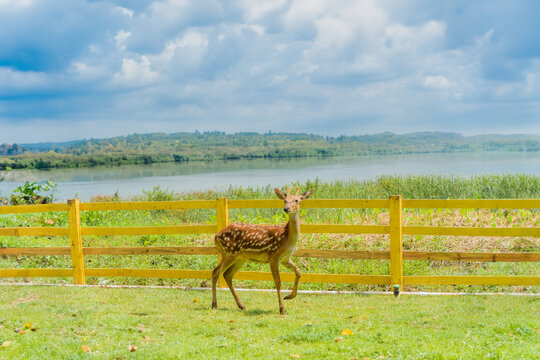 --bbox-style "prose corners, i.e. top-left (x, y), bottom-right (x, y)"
top-left (284, 294), bottom-right (296, 300)
top-left (238, 303), bottom-right (246, 310)
top-left (211, 303), bottom-right (218, 309)
top-left (279, 308), bottom-right (287, 315)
